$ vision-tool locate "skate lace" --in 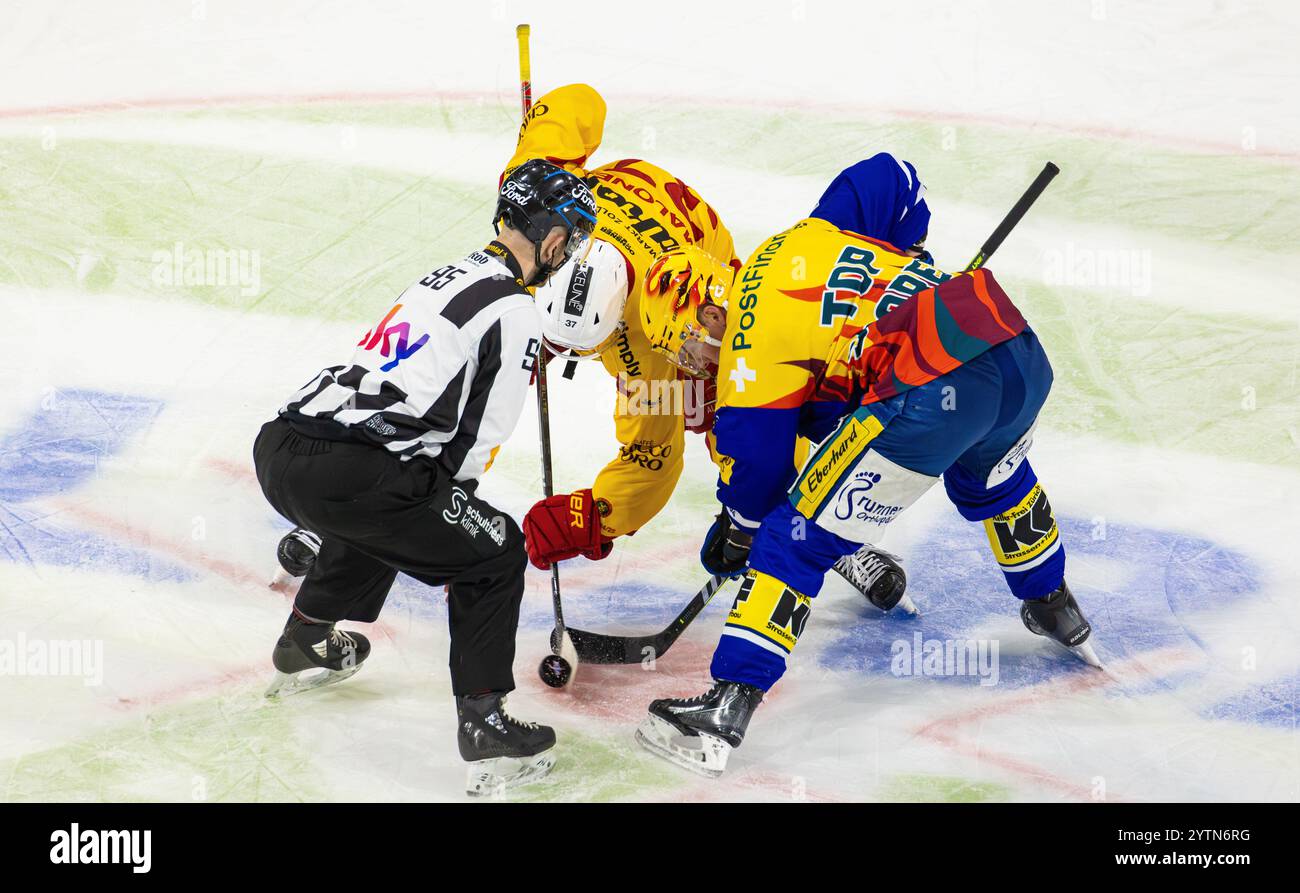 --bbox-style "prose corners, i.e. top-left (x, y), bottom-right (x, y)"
top-left (291, 528), bottom-right (322, 553)
top-left (680, 683), bottom-right (725, 706)
top-left (836, 547), bottom-right (901, 588)
top-left (329, 628), bottom-right (356, 650)
top-left (499, 698), bottom-right (538, 730)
